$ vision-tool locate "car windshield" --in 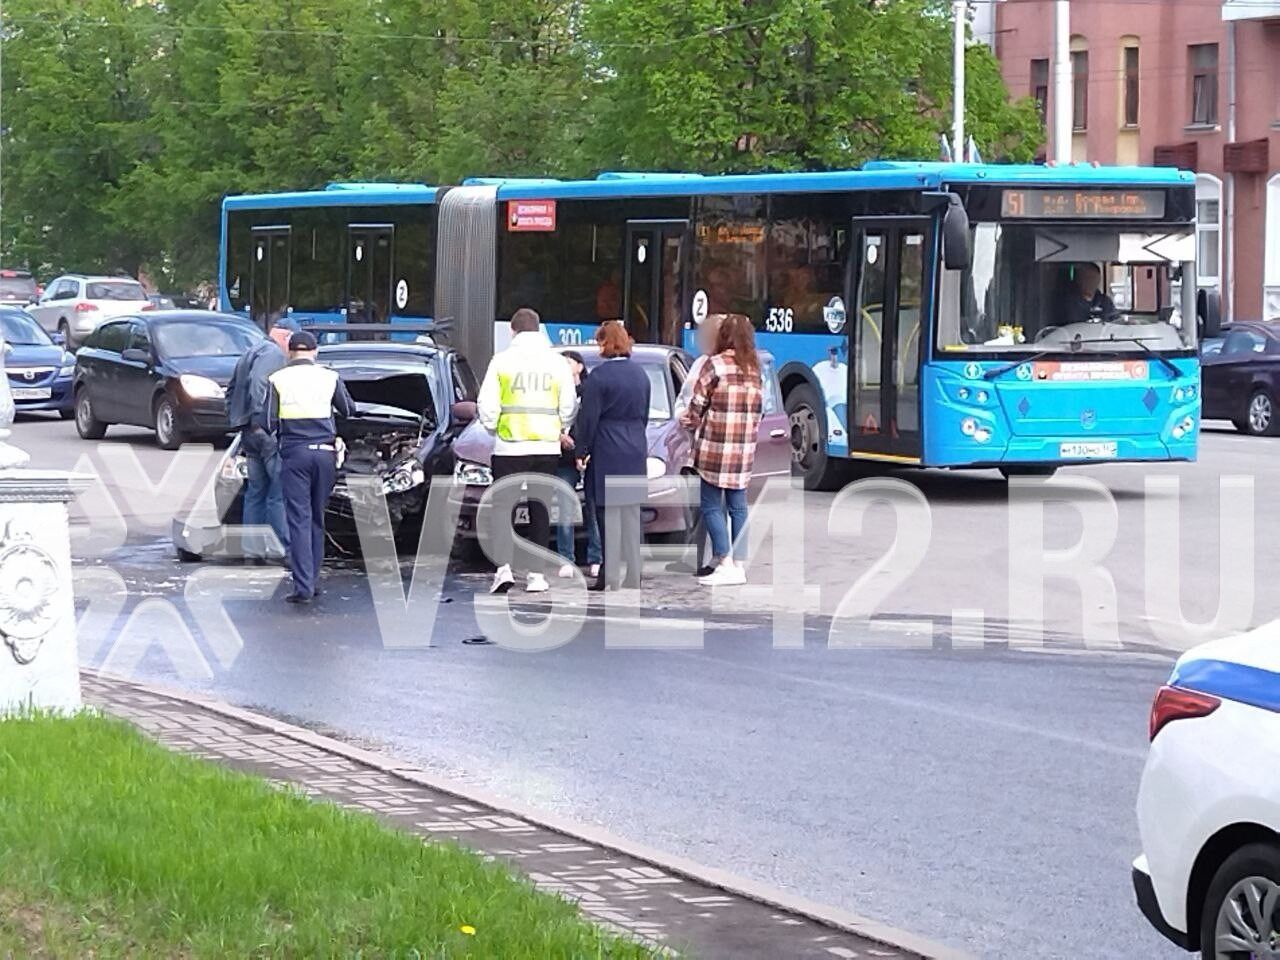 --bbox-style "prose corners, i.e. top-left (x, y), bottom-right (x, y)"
top-left (938, 224), bottom-right (1197, 353)
top-left (581, 356), bottom-right (672, 422)
top-left (154, 321), bottom-right (261, 358)
top-left (0, 277), bottom-right (36, 300)
top-left (0, 312), bottom-right (51, 346)
top-left (86, 281), bottom-right (147, 301)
